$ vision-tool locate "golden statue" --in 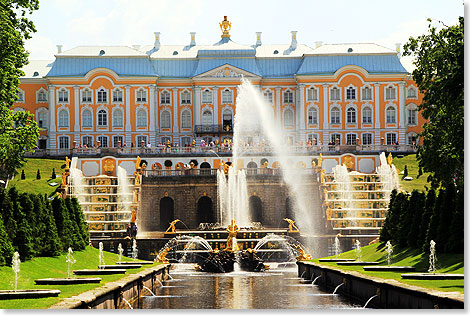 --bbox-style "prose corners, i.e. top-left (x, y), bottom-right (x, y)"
top-left (165, 219), bottom-right (181, 233)
top-left (293, 244), bottom-right (312, 261)
top-left (65, 156), bottom-right (71, 170)
top-left (284, 218), bottom-right (300, 233)
top-left (311, 160), bottom-right (316, 167)
top-left (318, 153), bottom-right (323, 167)
top-left (155, 247), bottom-right (170, 264)
top-left (221, 161), bottom-right (230, 175)
top-left (225, 219), bottom-right (240, 252)
top-left (320, 169), bottom-right (325, 183)
top-left (131, 209), bottom-right (136, 223)
top-left (219, 16), bottom-right (231, 38)
top-left (387, 152), bottom-right (393, 166)
top-left (61, 172), bottom-right (68, 186)
top-left (136, 156), bottom-right (141, 170)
